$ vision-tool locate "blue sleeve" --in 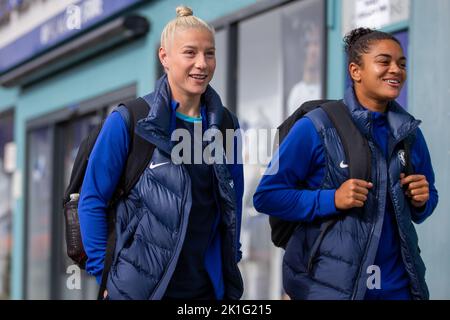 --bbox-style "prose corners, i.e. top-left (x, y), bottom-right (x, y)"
top-left (409, 128), bottom-right (438, 224)
top-left (78, 111), bottom-right (129, 284)
top-left (253, 117), bottom-right (339, 222)
top-left (227, 117), bottom-right (244, 262)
